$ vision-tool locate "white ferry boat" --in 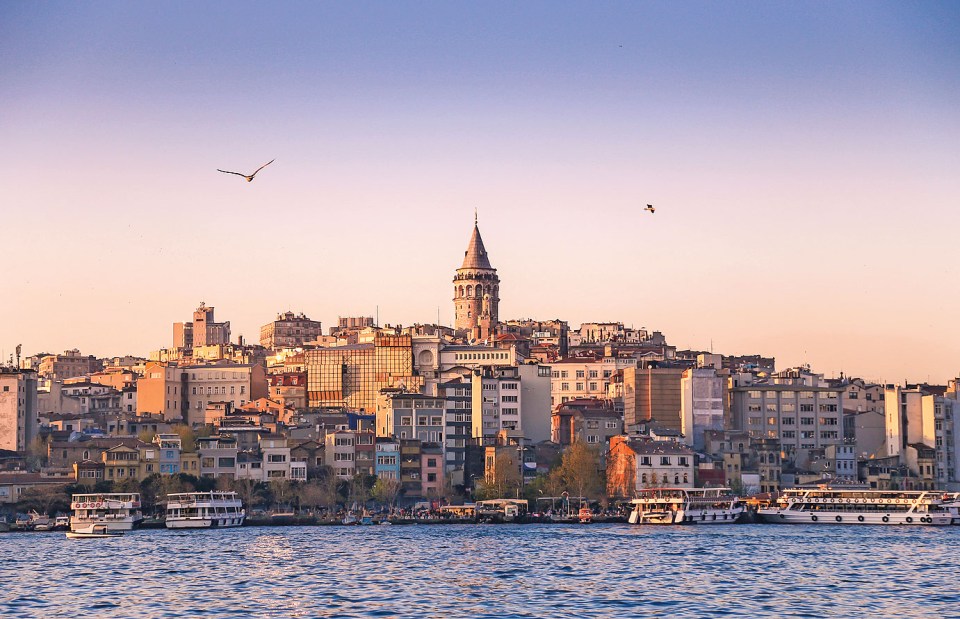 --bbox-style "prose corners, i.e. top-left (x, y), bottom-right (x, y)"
top-left (70, 493), bottom-right (144, 532)
top-left (628, 488), bottom-right (744, 525)
top-left (758, 487), bottom-right (956, 526)
top-left (165, 491), bottom-right (246, 529)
